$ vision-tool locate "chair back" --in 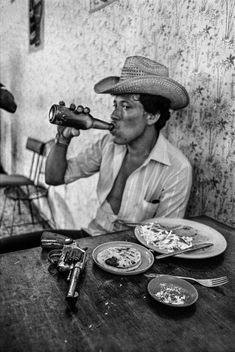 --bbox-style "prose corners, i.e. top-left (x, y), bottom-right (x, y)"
top-left (26, 137), bottom-right (46, 185)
